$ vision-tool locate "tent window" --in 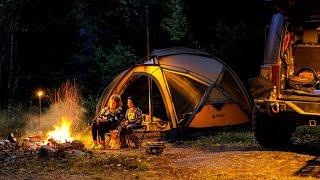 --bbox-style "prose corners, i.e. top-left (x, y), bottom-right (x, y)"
top-left (208, 88), bottom-right (231, 104)
top-left (120, 75), bottom-right (168, 122)
top-left (201, 88), bottom-right (233, 111)
top-left (217, 70), bottom-right (248, 108)
top-left (164, 71), bottom-right (208, 121)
